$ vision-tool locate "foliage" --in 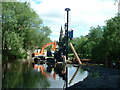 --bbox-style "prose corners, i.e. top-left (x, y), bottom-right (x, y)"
top-left (103, 16), bottom-right (120, 61)
top-left (91, 71), bottom-right (100, 78)
top-left (2, 2), bottom-right (51, 63)
top-left (69, 16), bottom-right (120, 67)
